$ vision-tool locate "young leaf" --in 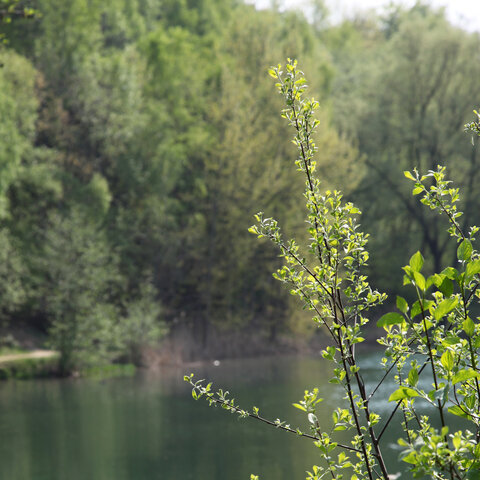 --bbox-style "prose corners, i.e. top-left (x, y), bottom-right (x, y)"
top-left (377, 312), bottom-right (405, 328)
top-left (457, 239), bottom-right (473, 262)
top-left (440, 350), bottom-right (454, 372)
top-left (407, 367), bottom-right (419, 386)
top-left (452, 369), bottom-right (480, 385)
top-left (433, 297), bottom-right (458, 321)
top-left (463, 317), bottom-right (475, 337)
top-left (268, 68), bottom-right (277, 79)
top-left (443, 334), bottom-right (461, 345)
top-left (437, 277), bottom-right (454, 297)
top-left (412, 271), bottom-right (426, 291)
top-left (388, 387), bottom-right (418, 402)
top-left (448, 405), bottom-right (469, 419)
top-left (409, 251), bottom-right (424, 273)
top-left (441, 267), bottom-right (459, 280)
top-left (466, 259), bottom-right (480, 278)
top-left (396, 296), bottom-right (408, 314)
top-left (400, 451), bottom-right (418, 464)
